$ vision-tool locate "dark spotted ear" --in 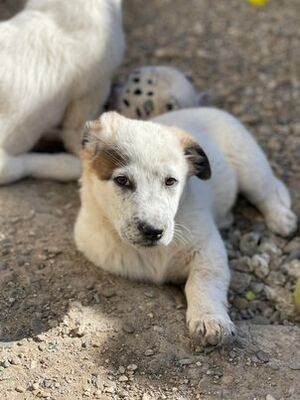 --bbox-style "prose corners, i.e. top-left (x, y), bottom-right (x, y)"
top-left (172, 127), bottom-right (211, 180)
top-left (184, 144), bottom-right (211, 180)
